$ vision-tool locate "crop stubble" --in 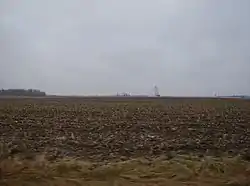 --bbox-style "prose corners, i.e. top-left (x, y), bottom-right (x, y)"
top-left (0, 97), bottom-right (250, 161)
